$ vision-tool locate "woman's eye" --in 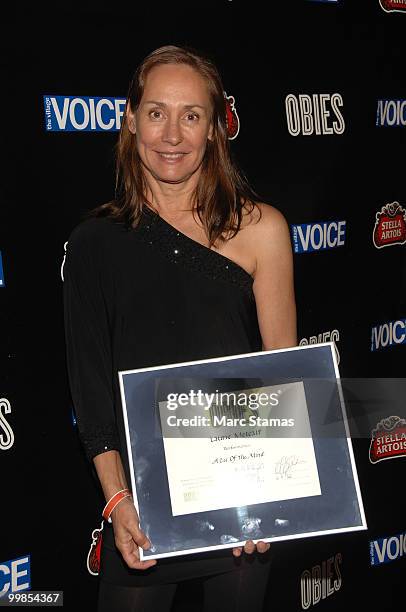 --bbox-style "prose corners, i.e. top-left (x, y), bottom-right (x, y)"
top-left (148, 110), bottom-right (199, 121)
